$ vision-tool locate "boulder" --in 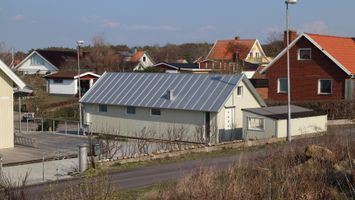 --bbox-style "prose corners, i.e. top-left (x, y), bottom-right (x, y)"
top-left (305, 145), bottom-right (336, 162)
